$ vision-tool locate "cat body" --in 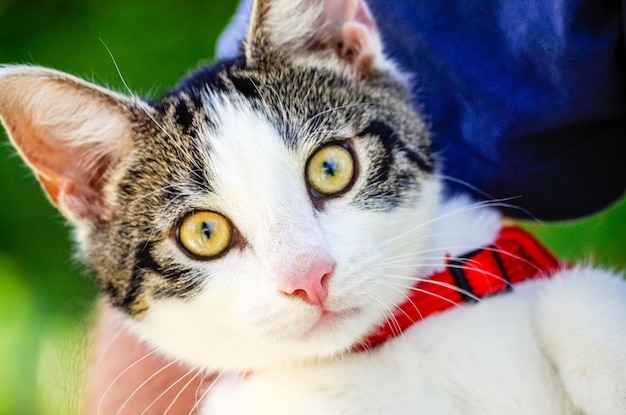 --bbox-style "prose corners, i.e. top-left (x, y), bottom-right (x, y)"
top-left (0, 0), bottom-right (625, 414)
top-left (204, 271), bottom-right (617, 415)
top-left (201, 200), bottom-right (625, 415)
